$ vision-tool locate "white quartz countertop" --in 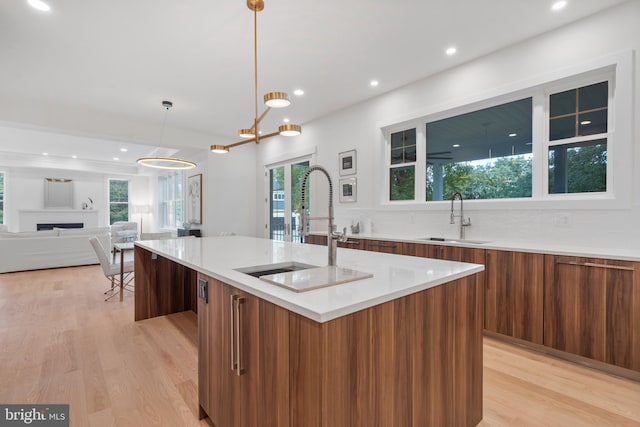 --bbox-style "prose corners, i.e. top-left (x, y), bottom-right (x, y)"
top-left (311, 232), bottom-right (640, 262)
top-left (135, 235), bottom-right (484, 323)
